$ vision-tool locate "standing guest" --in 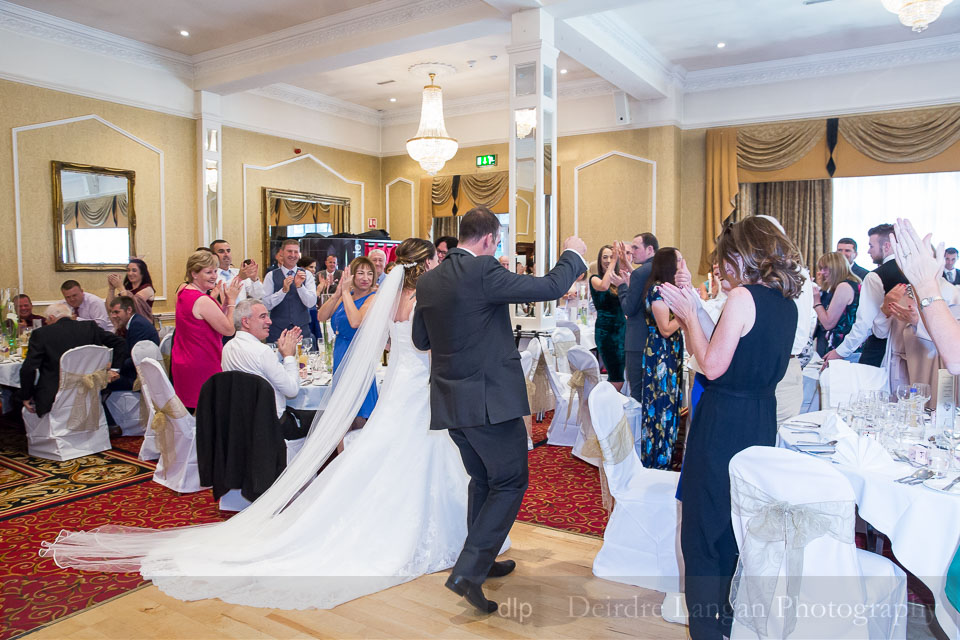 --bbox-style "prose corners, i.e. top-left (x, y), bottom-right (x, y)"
top-left (824, 223), bottom-right (908, 368)
top-left (262, 239), bottom-right (317, 343)
top-left (515, 262), bottom-right (526, 275)
top-left (589, 245), bottom-right (627, 390)
top-left (435, 236), bottom-right (458, 261)
top-left (498, 255), bottom-right (511, 270)
top-left (317, 256), bottom-right (378, 431)
top-left (19, 302), bottom-right (126, 417)
top-left (944, 247), bottom-right (959, 285)
top-left (837, 237), bottom-right (870, 280)
top-left (106, 296), bottom-right (160, 391)
top-left (106, 258), bottom-right (156, 325)
top-left (298, 257), bottom-right (322, 348)
top-left (60, 280), bottom-right (113, 332)
top-left (616, 232), bottom-right (659, 403)
top-left (660, 216), bottom-right (802, 640)
top-left (210, 239), bottom-right (265, 302)
top-left (640, 247), bottom-right (685, 469)
top-left (812, 252), bottom-right (861, 357)
top-left (171, 251), bottom-right (242, 412)
top-left (320, 254), bottom-right (342, 294)
top-left (16, 294), bottom-right (45, 329)
top-left (368, 249), bottom-right (387, 286)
